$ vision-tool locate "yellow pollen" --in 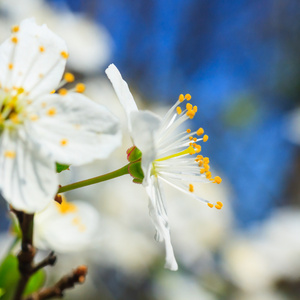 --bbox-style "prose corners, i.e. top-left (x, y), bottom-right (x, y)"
top-left (193, 106), bottom-right (198, 113)
top-left (214, 176), bottom-right (222, 184)
top-left (197, 128), bottom-right (204, 136)
top-left (207, 203), bottom-right (214, 208)
top-left (17, 87), bottom-right (24, 94)
top-left (204, 164), bottom-right (210, 171)
top-left (47, 108), bottom-right (56, 116)
top-left (56, 197), bottom-right (77, 214)
top-left (216, 201), bottom-right (223, 208)
top-left (186, 110), bottom-right (195, 119)
top-left (39, 46), bottom-right (45, 52)
top-left (75, 83), bottom-right (85, 93)
top-left (8, 63), bottom-right (13, 70)
top-left (64, 72), bottom-right (75, 83)
top-left (60, 139), bottom-right (68, 146)
top-left (176, 107), bottom-right (182, 114)
top-left (196, 155), bottom-right (203, 160)
top-left (50, 90), bottom-right (55, 94)
top-left (11, 25), bottom-right (19, 33)
top-left (30, 114), bottom-right (39, 121)
top-left (206, 171), bottom-right (212, 179)
top-left (4, 151), bottom-right (16, 158)
top-left (186, 129), bottom-right (191, 133)
top-left (58, 88), bottom-right (68, 95)
top-left (203, 157), bottom-right (209, 164)
top-left (203, 135), bottom-right (209, 142)
top-left (200, 168), bottom-right (205, 174)
top-left (215, 204), bottom-right (222, 210)
top-left (186, 103), bottom-right (192, 110)
top-left (179, 94), bottom-right (185, 102)
top-left (198, 161), bottom-right (203, 167)
top-left (61, 51), bottom-right (69, 59)
top-left (195, 145), bottom-right (201, 153)
top-left (189, 147), bottom-right (196, 155)
top-left (185, 94), bottom-right (191, 100)
top-left (11, 36), bottom-right (18, 43)
top-left (189, 184), bottom-right (194, 192)
top-left (9, 113), bottom-right (19, 123)
top-left (189, 136), bottom-right (193, 140)
top-left (193, 137), bottom-right (197, 142)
